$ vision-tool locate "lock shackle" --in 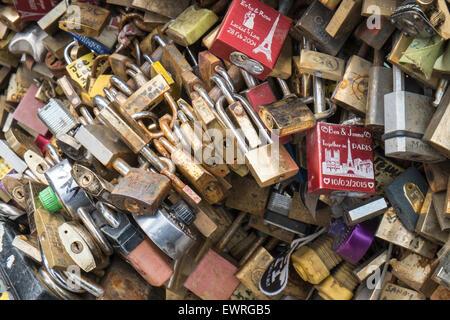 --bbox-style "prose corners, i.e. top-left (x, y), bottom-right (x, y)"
top-left (240, 69), bottom-right (258, 89)
top-left (193, 84), bottom-right (216, 109)
top-left (38, 239), bottom-right (86, 294)
top-left (184, 46), bottom-right (198, 67)
top-left (153, 138), bottom-right (171, 158)
top-left (96, 201), bottom-right (120, 229)
top-left (110, 76), bottom-right (133, 96)
top-left (215, 66), bottom-right (235, 93)
top-left (216, 95), bottom-right (249, 154)
top-left (232, 92), bottom-right (273, 145)
top-left (89, 54), bottom-right (109, 79)
top-left (143, 53), bottom-right (155, 65)
top-left (64, 40), bottom-right (78, 65)
top-left (340, 111), bottom-right (365, 126)
top-left (93, 95), bottom-right (110, 110)
top-left (0, 202), bottom-right (25, 219)
top-left (159, 115), bottom-right (179, 146)
top-left (119, 13), bottom-right (153, 33)
top-left (77, 207), bottom-right (114, 256)
top-left (151, 34), bottom-right (169, 50)
top-left (177, 110), bottom-right (189, 123)
top-left (126, 69), bottom-right (149, 87)
top-left (276, 78), bottom-right (295, 99)
top-left (174, 121), bottom-right (193, 153)
top-left (314, 98), bottom-right (337, 121)
top-left (37, 267), bottom-right (80, 300)
top-left (126, 62), bottom-right (144, 75)
top-left (392, 64), bottom-right (405, 92)
top-left (46, 143), bottom-right (62, 164)
top-left (132, 110), bottom-right (159, 124)
top-left (134, 39), bottom-right (142, 67)
top-left (159, 156), bottom-right (176, 175)
top-left (211, 74), bottom-right (235, 104)
top-left (79, 106), bottom-right (95, 125)
top-left (177, 99), bottom-right (196, 122)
